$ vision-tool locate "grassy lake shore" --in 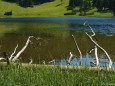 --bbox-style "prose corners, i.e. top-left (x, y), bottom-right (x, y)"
top-left (0, 63), bottom-right (115, 86)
